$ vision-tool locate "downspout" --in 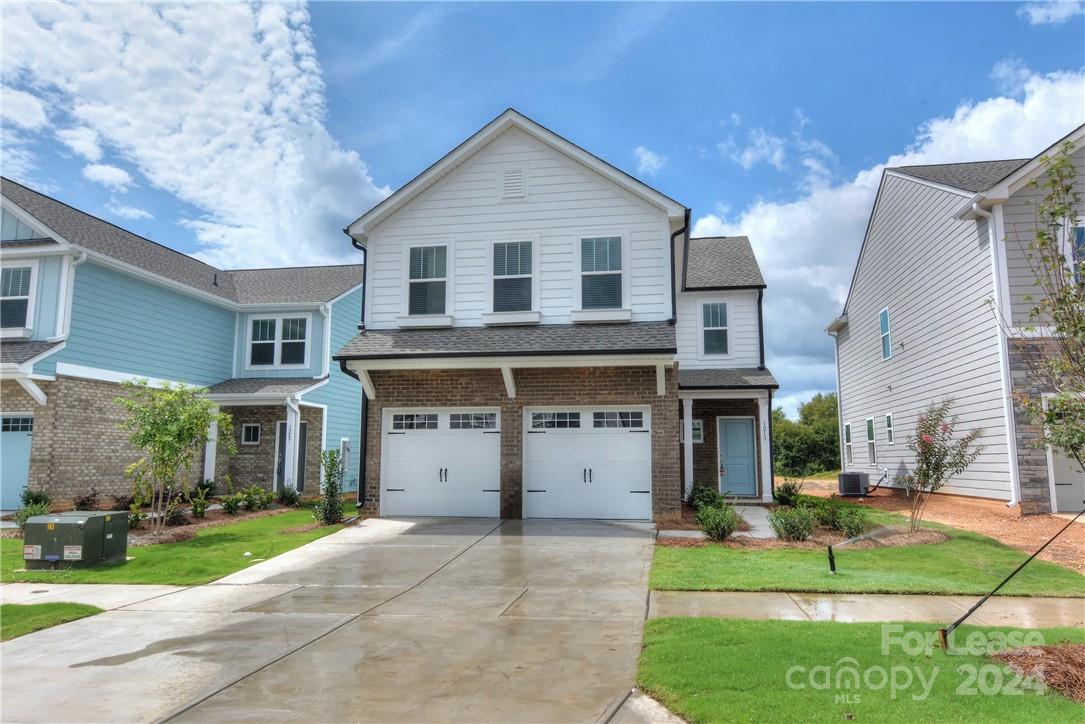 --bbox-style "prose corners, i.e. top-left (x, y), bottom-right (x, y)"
top-left (757, 288), bottom-right (766, 370)
top-left (973, 200), bottom-right (1022, 508)
top-left (318, 303), bottom-right (331, 378)
top-left (52, 251), bottom-right (87, 342)
top-left (344, 229), bottom-right (368, 331)
top-left (668, 208), bottom-right (690, 324)
top-left (339, 359), bottom-right (368, 509)
top-left (767, 387), bottom-right (775, 497)
top-left (828, 326), bottom-right (847, 474)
